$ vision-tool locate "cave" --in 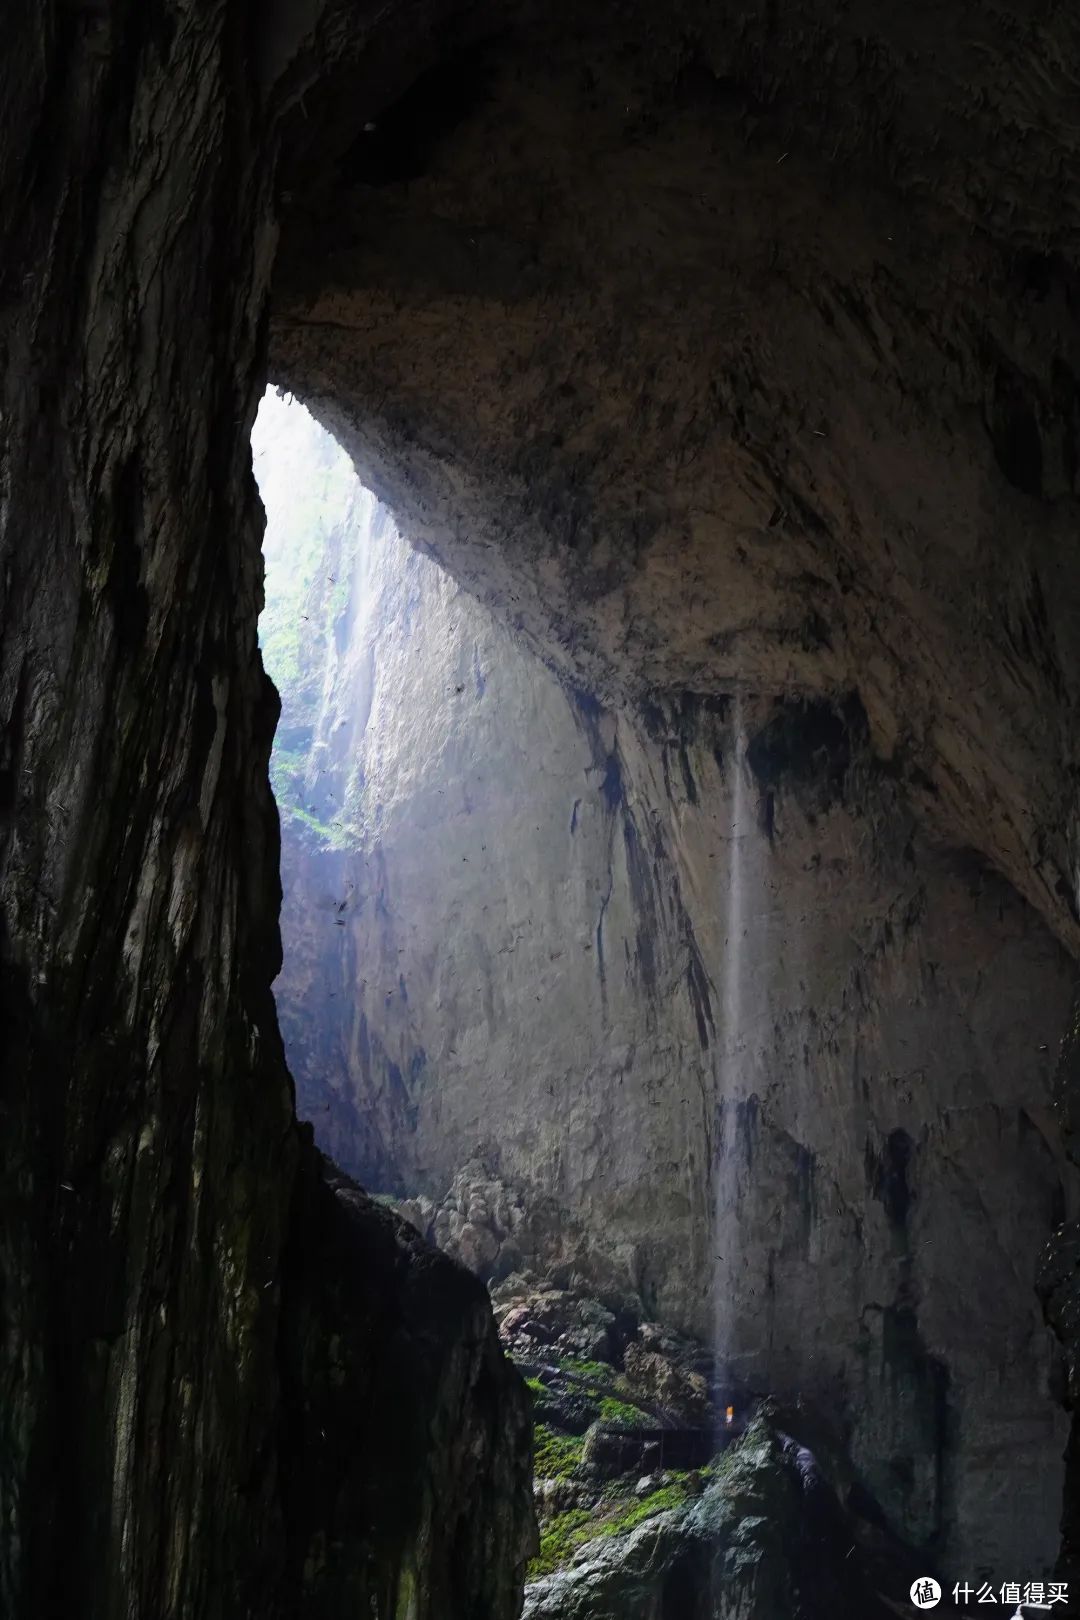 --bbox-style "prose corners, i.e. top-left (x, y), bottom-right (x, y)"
top-left (4, 5), bottom-right (1080, 1620)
